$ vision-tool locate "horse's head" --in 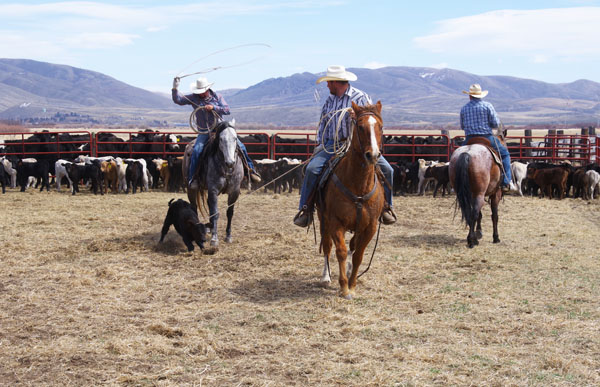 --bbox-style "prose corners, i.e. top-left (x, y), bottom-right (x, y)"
top-left (351, 101), bottom-right (383, 165)
top-left (215, 121), bottom-right (238, 169)
top-left (495, 124), bottom-right (508, 146)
